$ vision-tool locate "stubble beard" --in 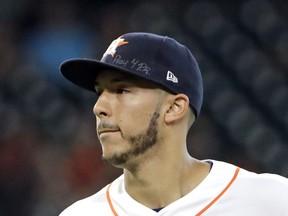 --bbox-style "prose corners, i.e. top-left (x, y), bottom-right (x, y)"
top-left (102, 110), bottom-right (160, 167)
